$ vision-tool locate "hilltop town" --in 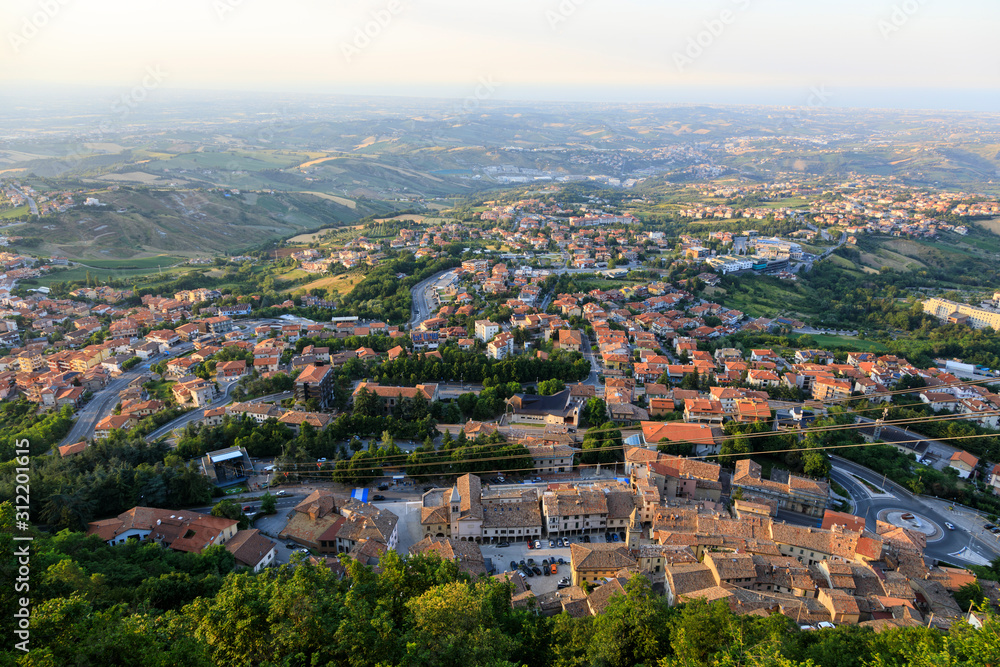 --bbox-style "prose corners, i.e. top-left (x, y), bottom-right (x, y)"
top-left (3, 169), bottom-right (1000, 643)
